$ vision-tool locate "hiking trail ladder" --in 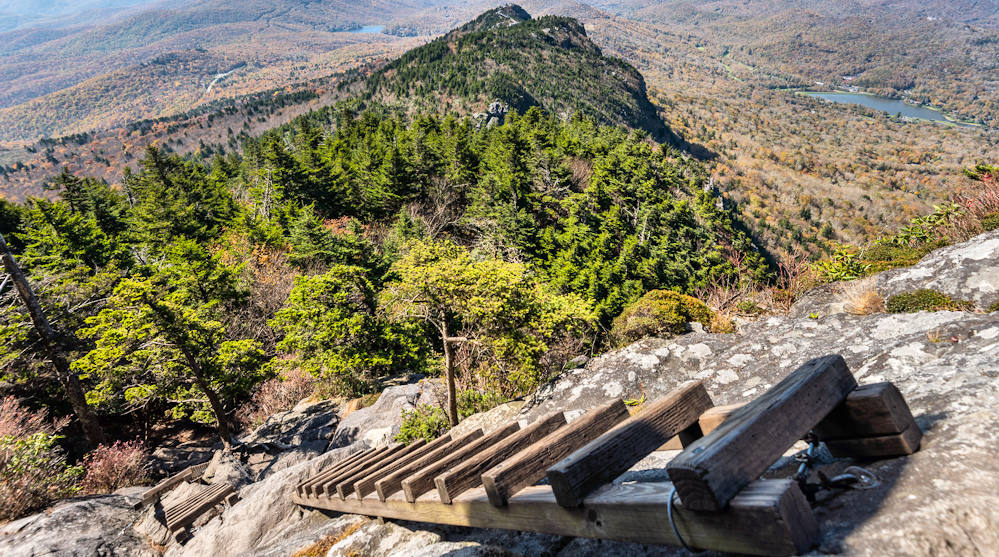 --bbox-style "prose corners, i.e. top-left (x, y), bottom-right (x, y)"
top-left (292, 354), bottom-right (921, 556)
